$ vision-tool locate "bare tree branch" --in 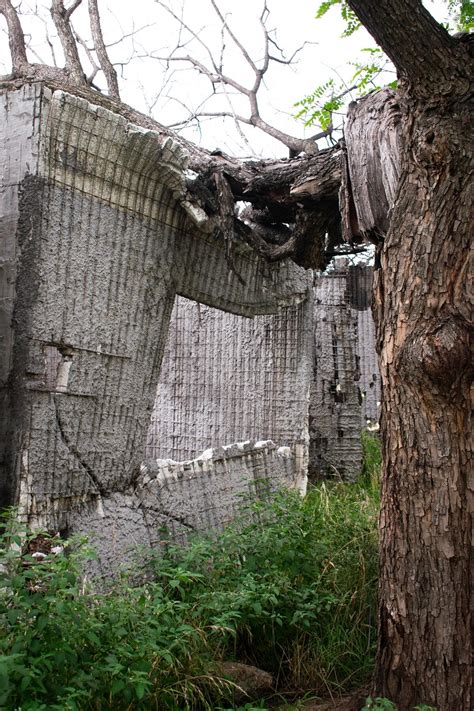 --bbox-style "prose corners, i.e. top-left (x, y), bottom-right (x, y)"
top-left (155, 0), bottom-right (220, 75)
top-left (154, 0), bottom-right (322, 155)
top-left (105, 22), bottom-right (154, 49)
top-left (74, 29), bottom-right (100, 83)
top-left (65, 0), bottom-right (83, 19)
top-left (88, 0), bottom-right (120, 99)
top-left (0, 0), bottom-right (28, 73)
top-left (50, 0), bottom-right (86, 84)
top-left (210, 0), bottom-right (258, 74)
